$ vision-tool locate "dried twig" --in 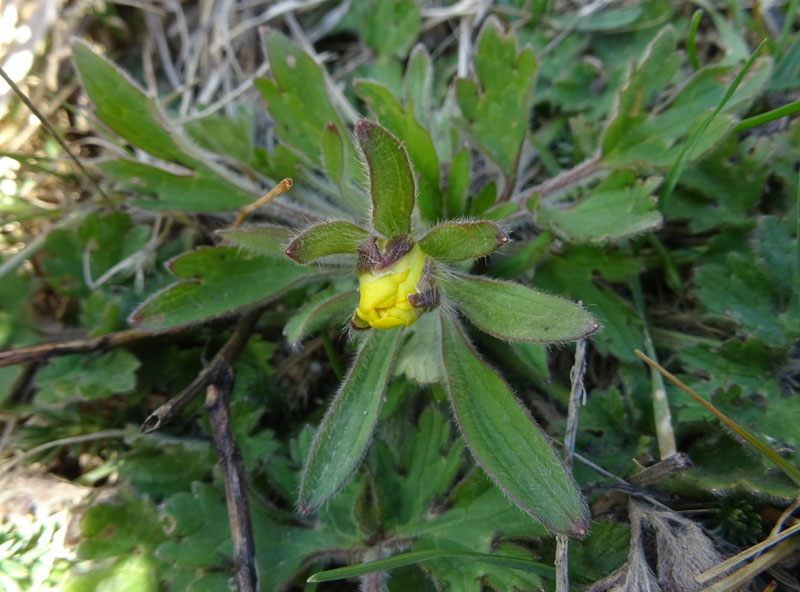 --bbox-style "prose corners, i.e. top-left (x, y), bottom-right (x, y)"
top-left (0, 311), bottom-right (243, 369)
top-left (205, 369), bottom-right (259, 592)
top-left (233, 178), bottom-right (293, 228)
top-left (141, 308), bottom-right (264, 434)
top-left (627, 453), bottom-right (693, 487)
top-left (514, 156), bottom-right (601, 203)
